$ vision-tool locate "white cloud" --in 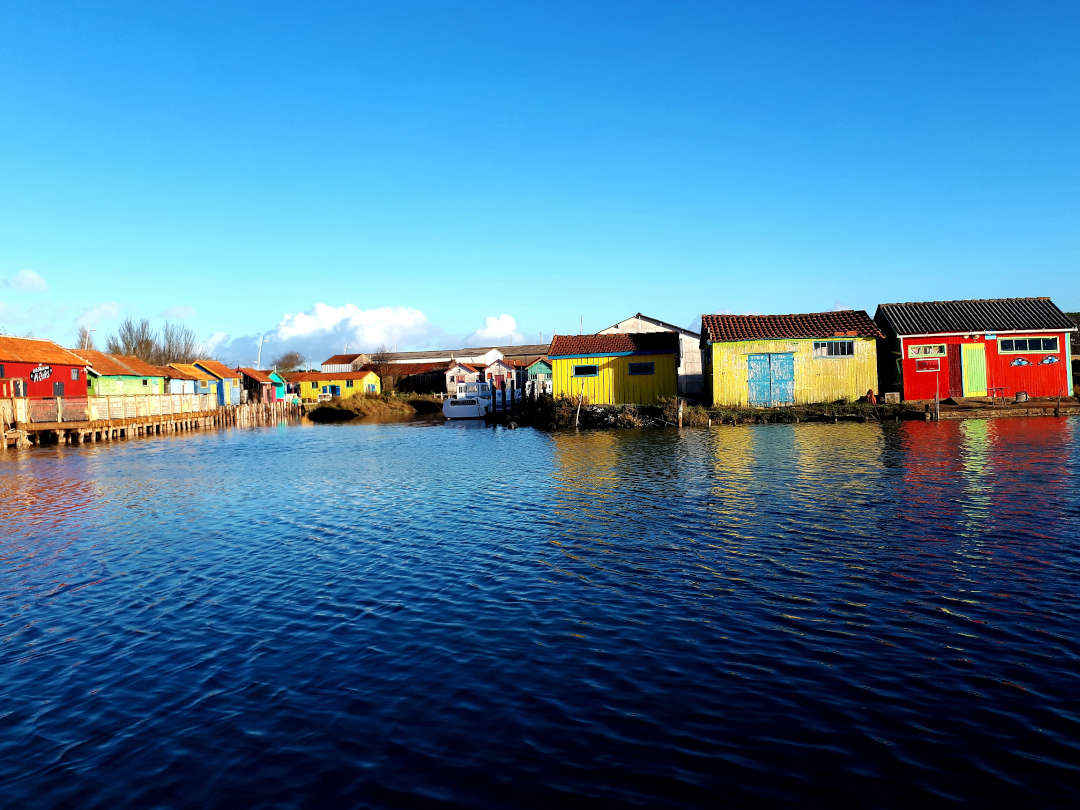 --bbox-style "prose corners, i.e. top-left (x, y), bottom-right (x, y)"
top-left (467, 313), bottom-right (523, 345)
top-left (161, 305), bottom-right (196, 320)
top-left (204, 331), bottom-right (229, 353)
top-left (275, 302), bottom-right (430, 346)
top-left (3, 269), bottom-right (48, 292)
top-left (77, 301), bottom-right (120, 328)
